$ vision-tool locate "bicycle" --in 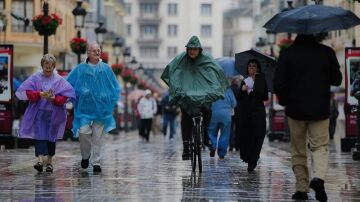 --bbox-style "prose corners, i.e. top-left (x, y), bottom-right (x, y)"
top-left (190, 113), bottom-right (204, 173)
